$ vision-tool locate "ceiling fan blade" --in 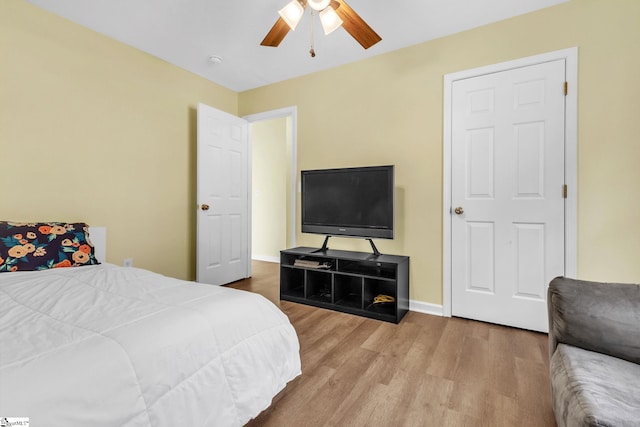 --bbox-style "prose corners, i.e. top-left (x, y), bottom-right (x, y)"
top-left (260, 17), bottom-right (291, 47)
top-left (333, 0), bottom-right (381, 49)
